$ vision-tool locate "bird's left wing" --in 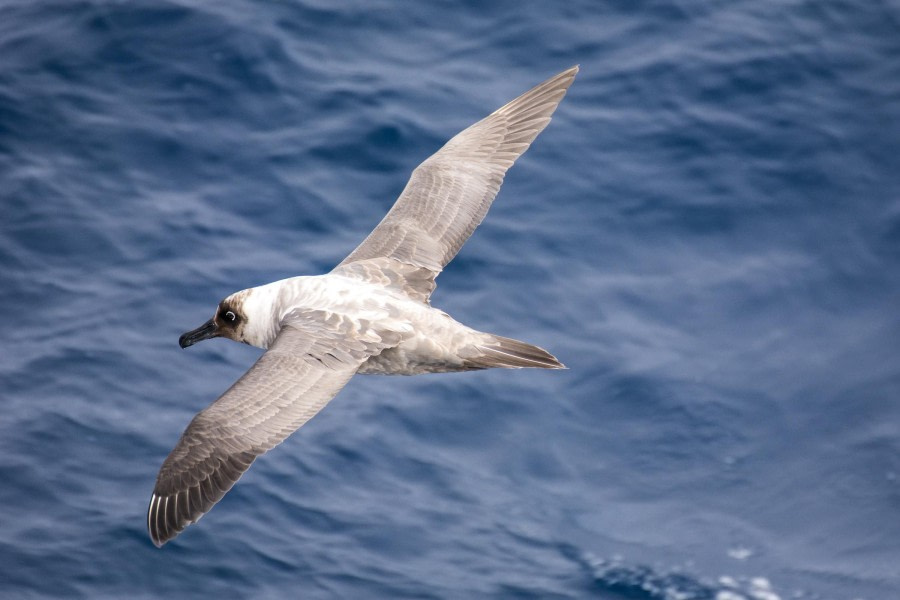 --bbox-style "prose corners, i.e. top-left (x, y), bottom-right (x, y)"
top-left (148, 310), bottom-right (402, 547)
